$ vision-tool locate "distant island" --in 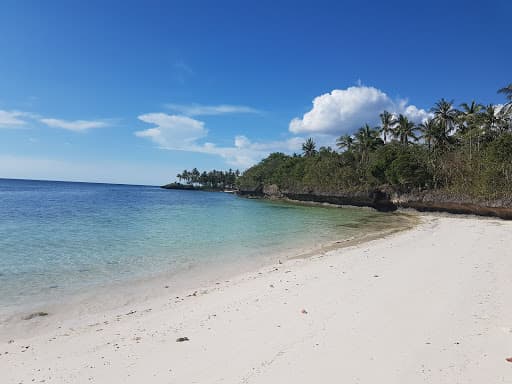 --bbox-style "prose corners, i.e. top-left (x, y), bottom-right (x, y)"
top-left (161, 168), bottom-right (239, 192)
